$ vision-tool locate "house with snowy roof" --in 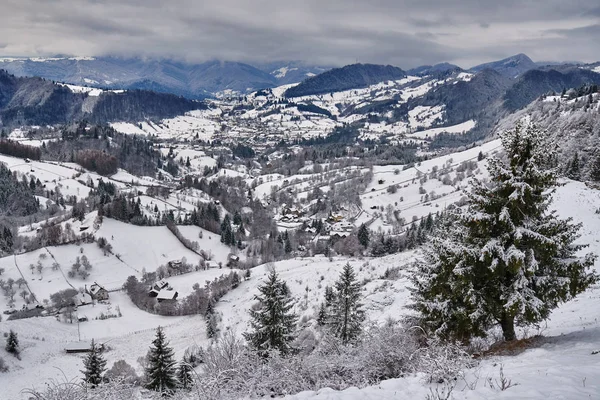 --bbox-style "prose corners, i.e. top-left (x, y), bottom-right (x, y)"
top-left (87, 282), bottom-right (109, 301)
